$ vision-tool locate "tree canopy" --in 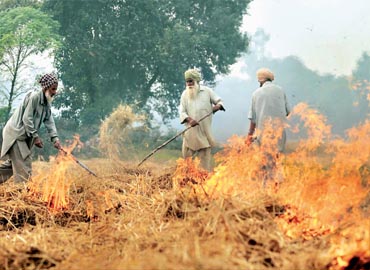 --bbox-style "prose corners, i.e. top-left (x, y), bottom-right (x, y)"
top-left (0, 6), bottom-right (60, 120)
top-left (43, 0), bottom-right (251, 126)
top-left (0, 0), bottom-right (41, 10)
